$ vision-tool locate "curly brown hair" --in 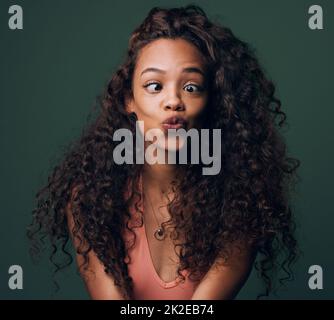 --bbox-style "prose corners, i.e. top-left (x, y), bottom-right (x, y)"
top-left (27, 5), bottom-right (300, 299)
